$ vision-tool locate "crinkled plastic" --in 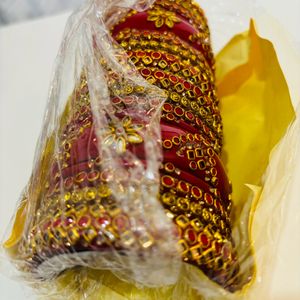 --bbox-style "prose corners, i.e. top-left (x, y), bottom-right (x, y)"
top-left (3, 0), bottom-right (182, 286)
top-left (0, 0), bottom-right (297, 299)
